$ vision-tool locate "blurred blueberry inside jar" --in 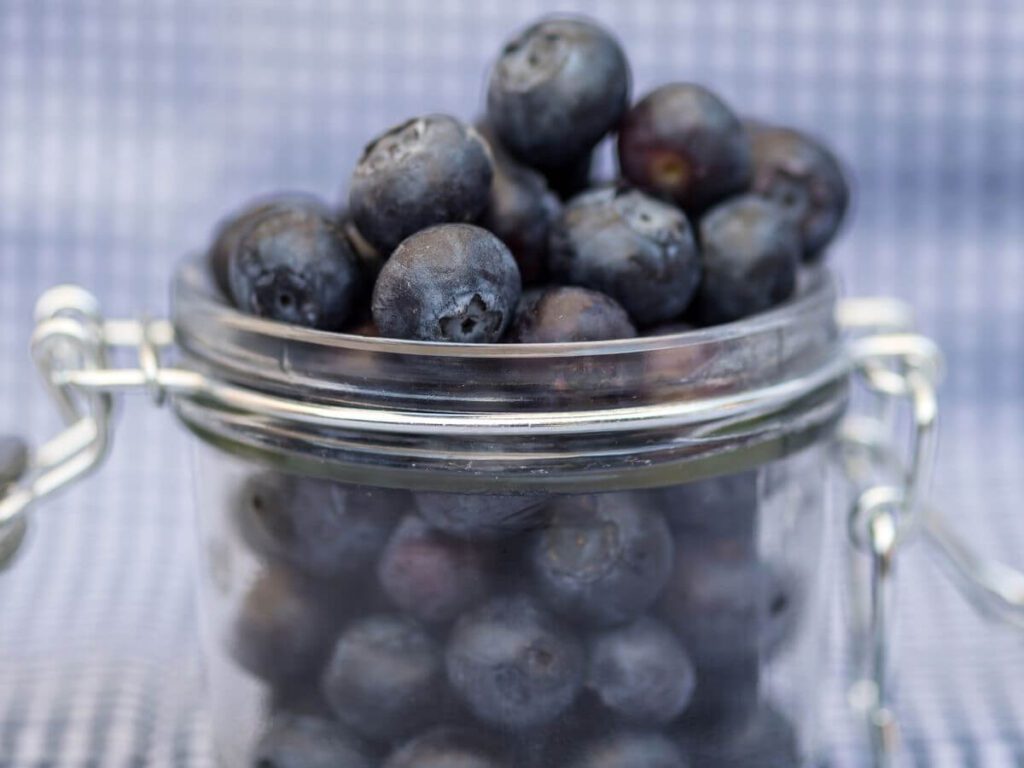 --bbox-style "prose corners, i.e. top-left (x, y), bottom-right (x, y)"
top-left (193, 12), bottom-right (851, 767)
